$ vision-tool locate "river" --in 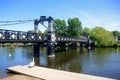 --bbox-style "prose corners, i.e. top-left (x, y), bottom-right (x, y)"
top-left (0, 47), bottom-right (120, 79)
